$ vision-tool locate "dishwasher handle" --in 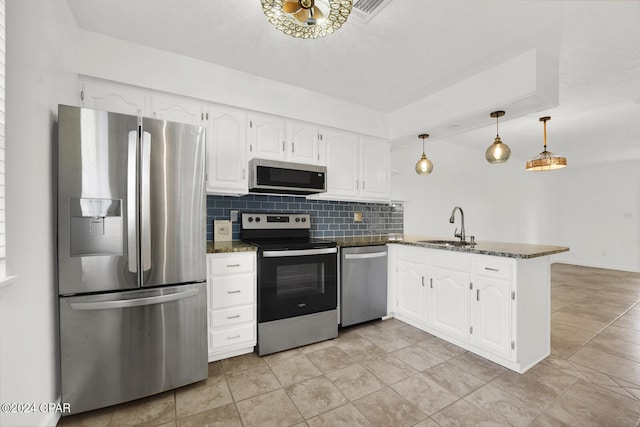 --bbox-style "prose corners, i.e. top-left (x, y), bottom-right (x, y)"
top-left (343, 252), bottom-right (388, 260)
top-left (70, 288), bottom-right (199, 311)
